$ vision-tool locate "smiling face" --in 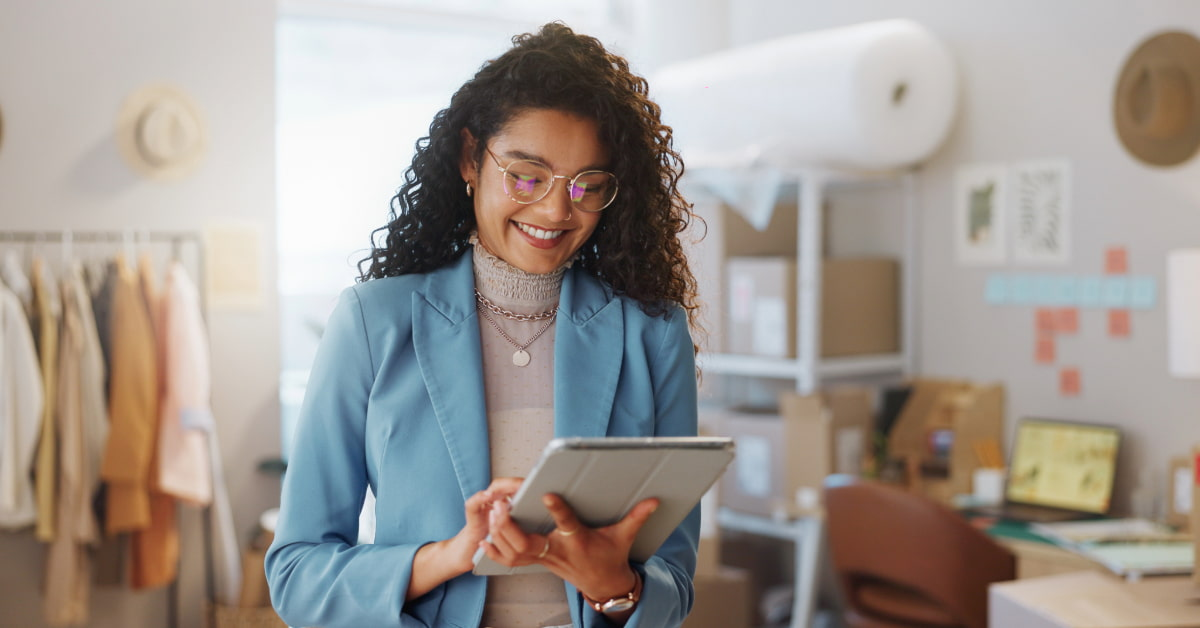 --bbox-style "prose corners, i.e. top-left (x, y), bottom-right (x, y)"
top-left (461, 108), bottom-right (608, 275)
